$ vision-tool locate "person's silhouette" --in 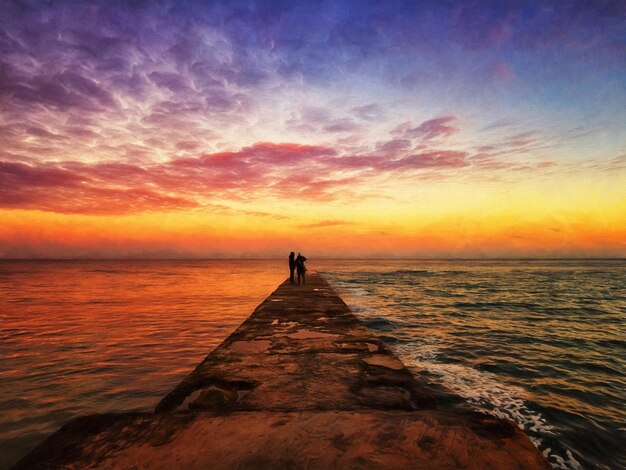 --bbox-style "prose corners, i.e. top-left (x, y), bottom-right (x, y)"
top-left (295, 252), bottom-right (307, 285)
top-left (288, 252), bottom-right (296, 284)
